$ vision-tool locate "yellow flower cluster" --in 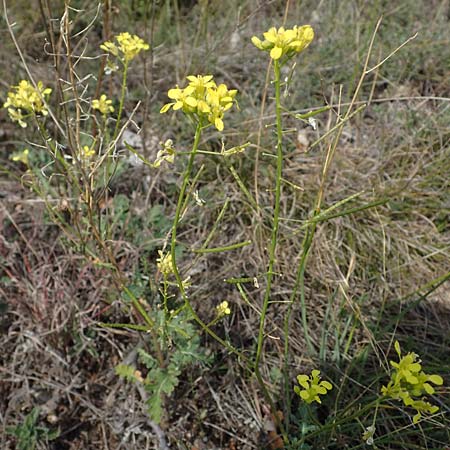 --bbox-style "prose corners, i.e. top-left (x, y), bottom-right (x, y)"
top-left (251, 25), bottom-right (314, 61)
top-left (381, 341), bottom-right (443, 424)
top-left (3, 80), bottom-right (52, 128)
top-left (156, 250), bottom-right (174, 276)
top-left (92, 94), bottom-right (114, 115)
top-left (160, 75), bottom-right (237, 131)
top-left (101, 32), bottom-right (150, 63)
top-left (294, 369), bottom-right (332, 404)
top-left (216, 301), bottom-right (231, 317)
